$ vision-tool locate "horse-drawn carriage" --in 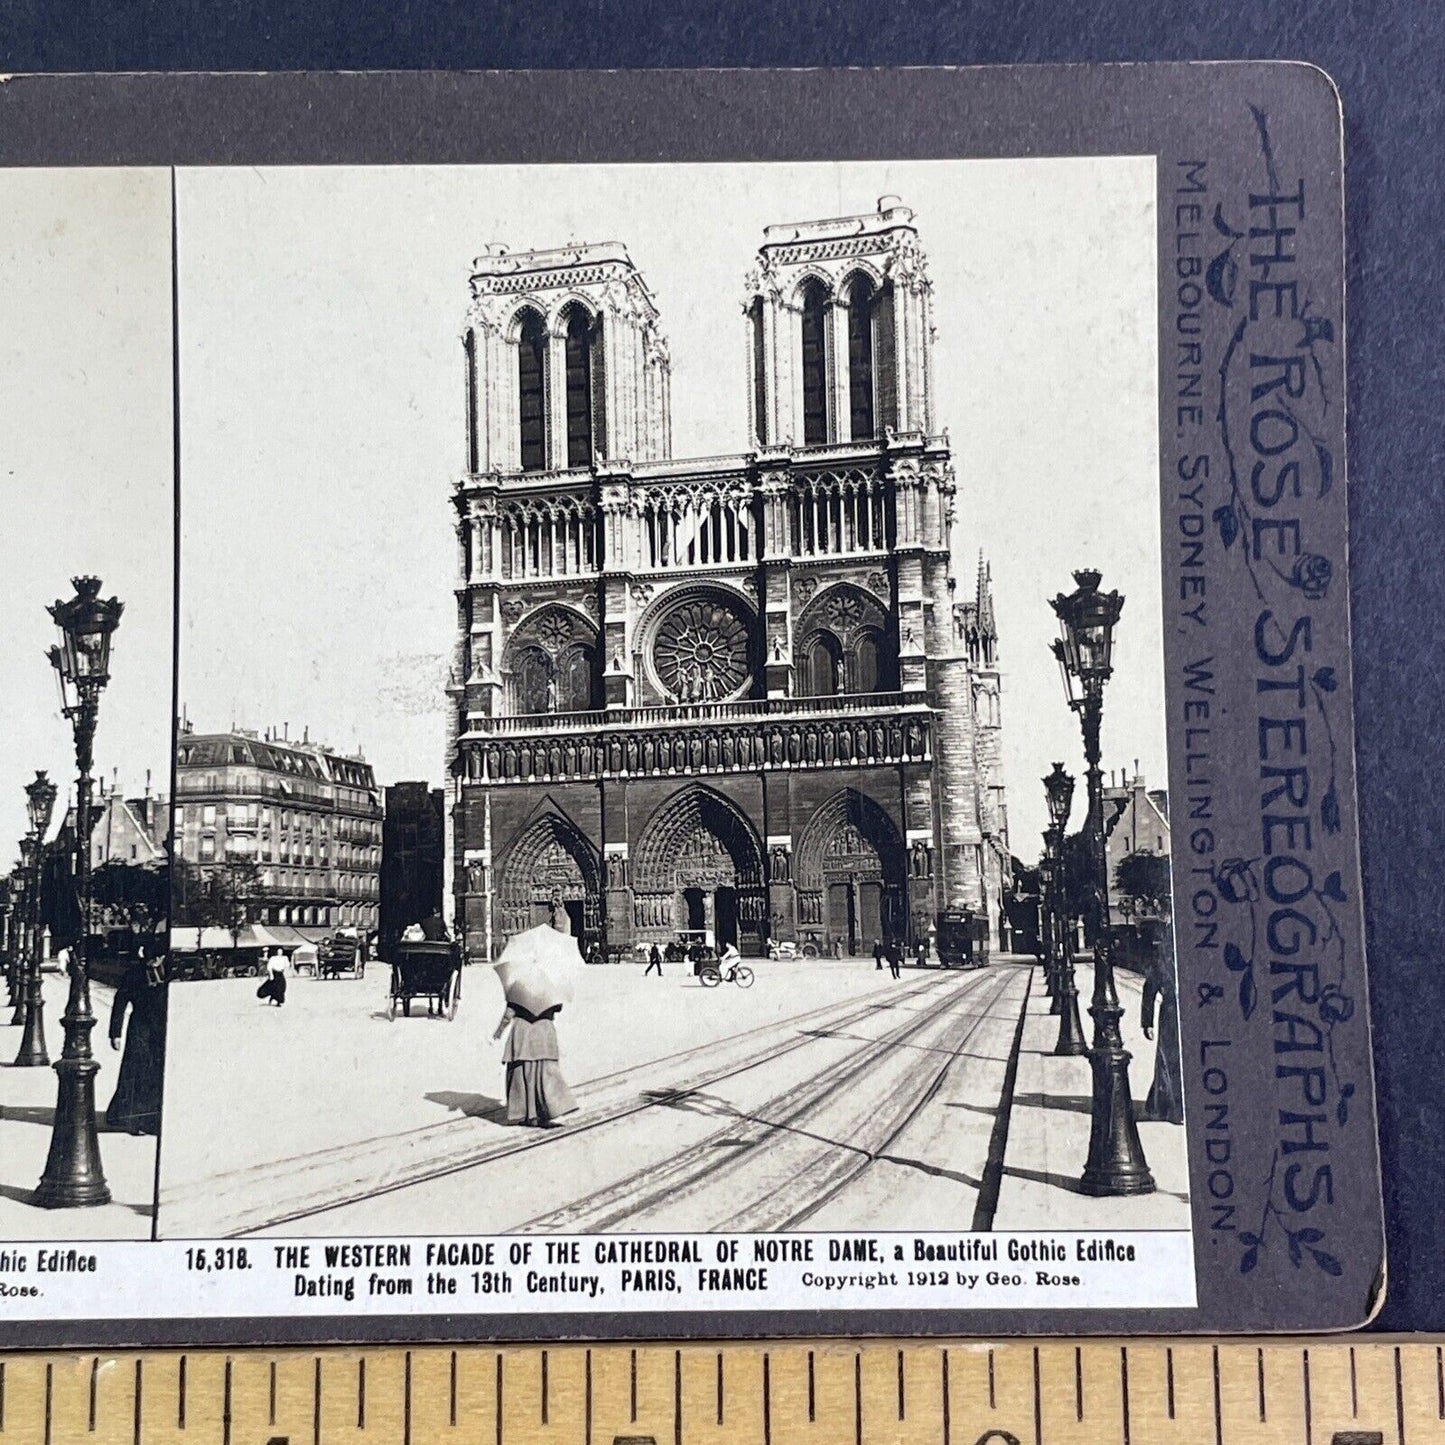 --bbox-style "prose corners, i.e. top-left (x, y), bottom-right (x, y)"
top-left (388, 940), bottom-right (462, 1019)
top-left (317, 932), bottom-right (364, 980)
